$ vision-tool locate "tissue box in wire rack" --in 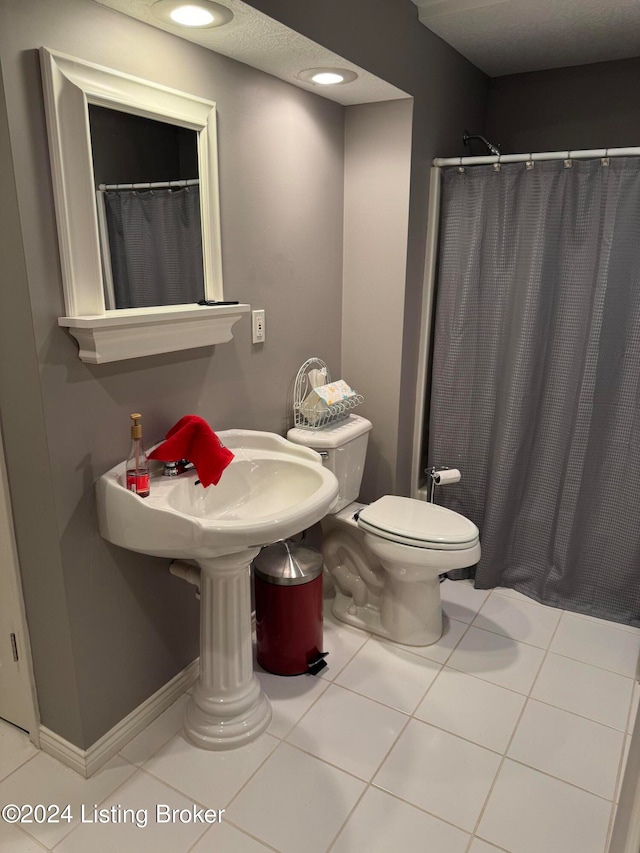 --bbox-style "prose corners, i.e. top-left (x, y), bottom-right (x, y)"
top-left (301, 380), bottom-right (358, 426)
